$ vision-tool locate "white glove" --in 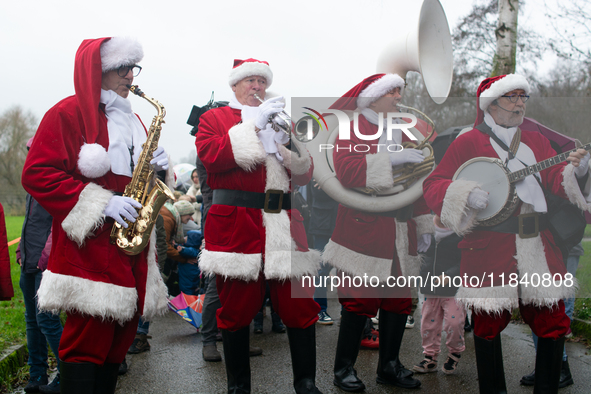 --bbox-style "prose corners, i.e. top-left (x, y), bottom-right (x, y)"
top-left (150, 146), bottom-right (169, 171)
top-left (467, 188), bottom-right (489, 210)
top-left (574, 151), bottom-right (590, 178)
top-left (389, 149), bottom-right (425, 167)
top-left (274, 130), bottom-right (290, 145)
top-left (255, 96), bottom-right (285, 130)
top-left (417, 234), bottom-right (432, 253)
top-left (104, 196), bottom-right (142, 228)
top-left (258, 128), bottom-right (279, 155)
